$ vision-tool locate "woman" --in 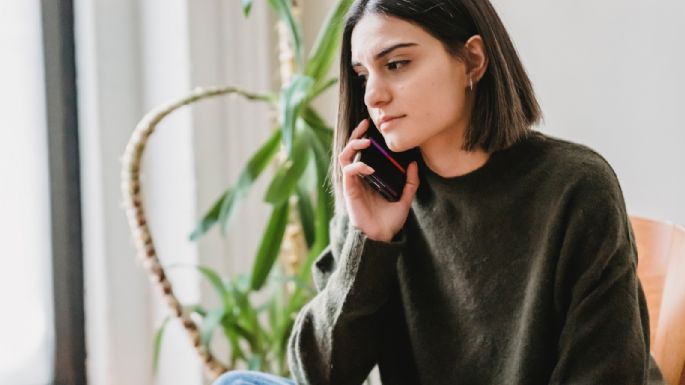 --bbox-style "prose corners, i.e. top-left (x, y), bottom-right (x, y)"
top-left (214, 0), bottom-right (665, 384)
